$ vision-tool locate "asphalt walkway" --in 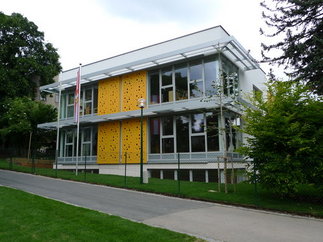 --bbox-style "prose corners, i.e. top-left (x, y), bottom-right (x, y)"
top-left (0, 170), bottom-right (322, 242)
